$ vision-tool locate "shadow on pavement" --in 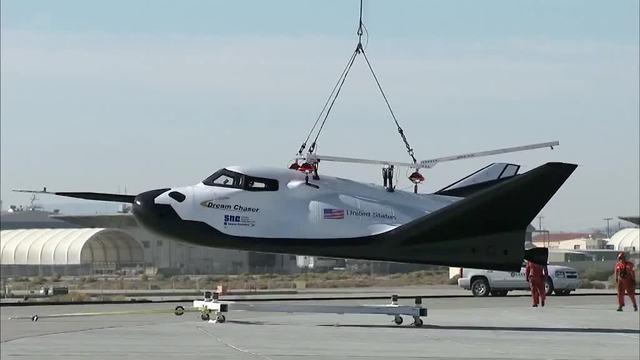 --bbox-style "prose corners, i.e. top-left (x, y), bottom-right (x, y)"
top-left (321, 324), bottom-right (640, 334)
